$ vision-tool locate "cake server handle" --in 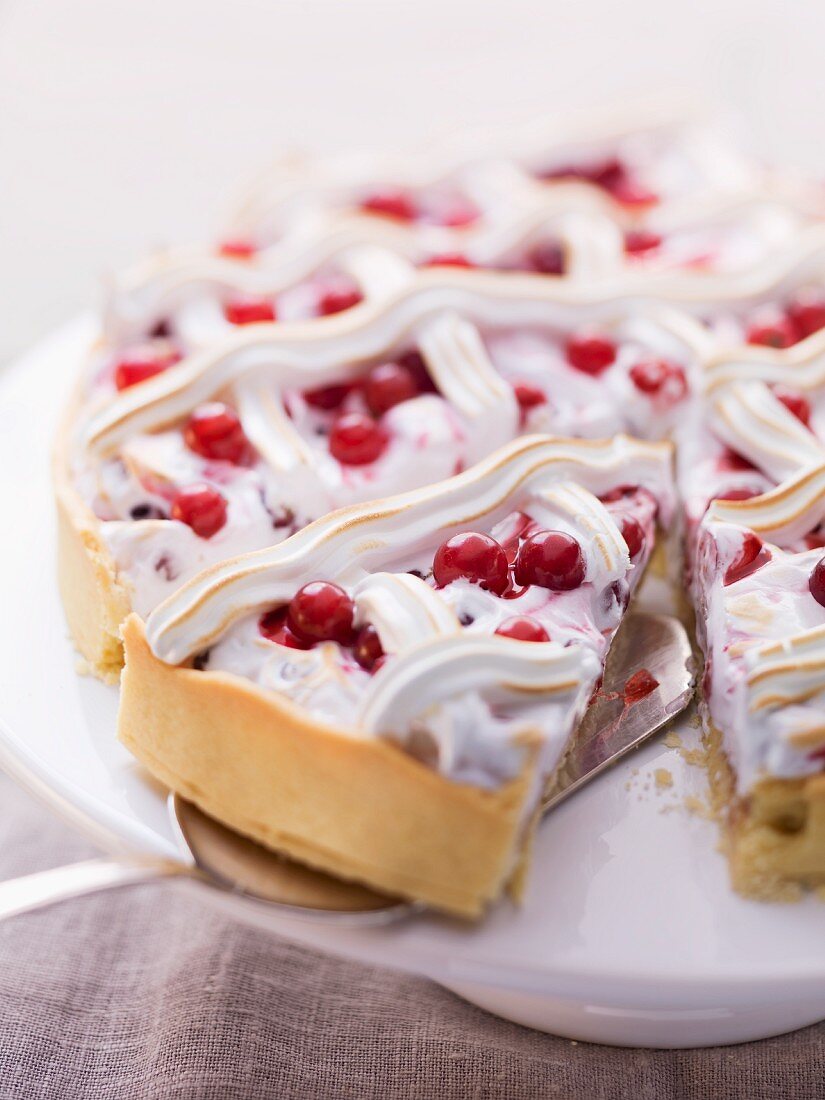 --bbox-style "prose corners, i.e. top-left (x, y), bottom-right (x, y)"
top-left (0, 858), bottom-right (189, 921)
